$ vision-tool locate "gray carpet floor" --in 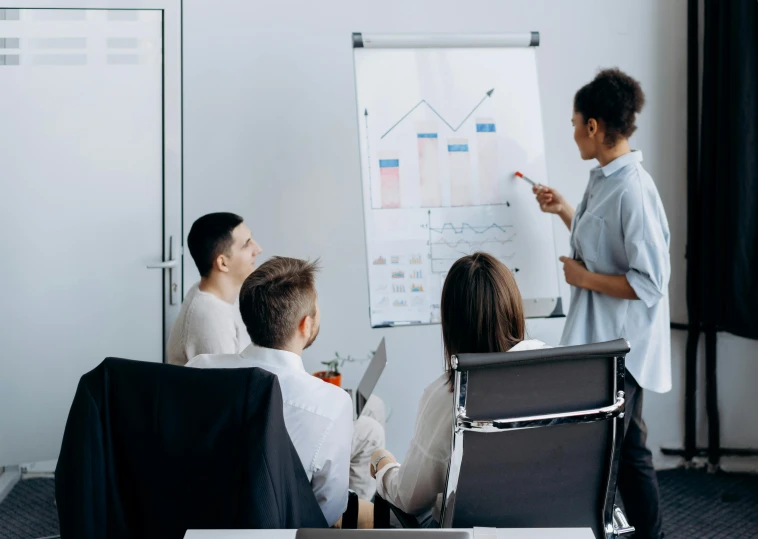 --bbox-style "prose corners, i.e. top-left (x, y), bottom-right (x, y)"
top-left (1, 468), bottom-right (757, 538)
